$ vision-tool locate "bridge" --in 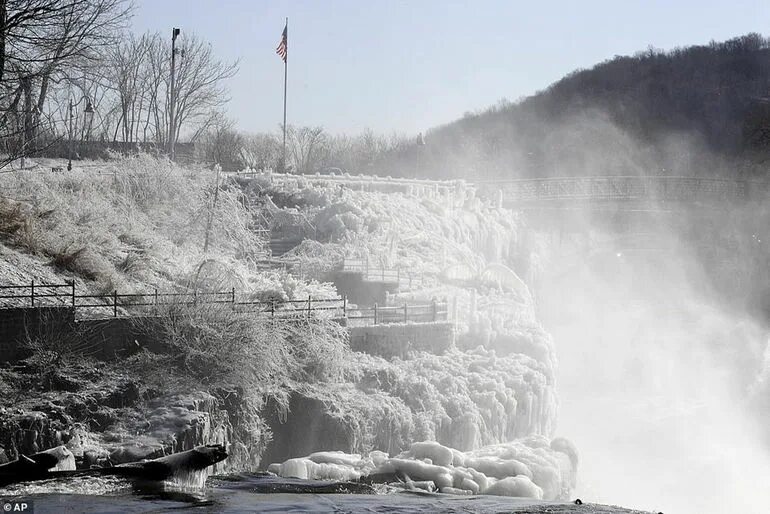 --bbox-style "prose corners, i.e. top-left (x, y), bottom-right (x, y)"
top-left (231, 170), bottom-right (770, 210)
top-left (476, 175), bottom-right (770, 209)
